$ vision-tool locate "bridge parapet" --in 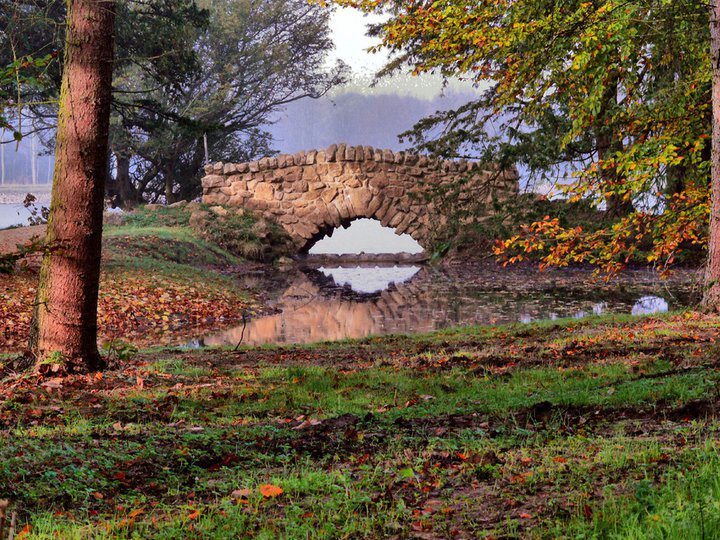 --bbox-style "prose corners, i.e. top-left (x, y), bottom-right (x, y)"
top-left (201, 144), bottom-right (519, 251)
